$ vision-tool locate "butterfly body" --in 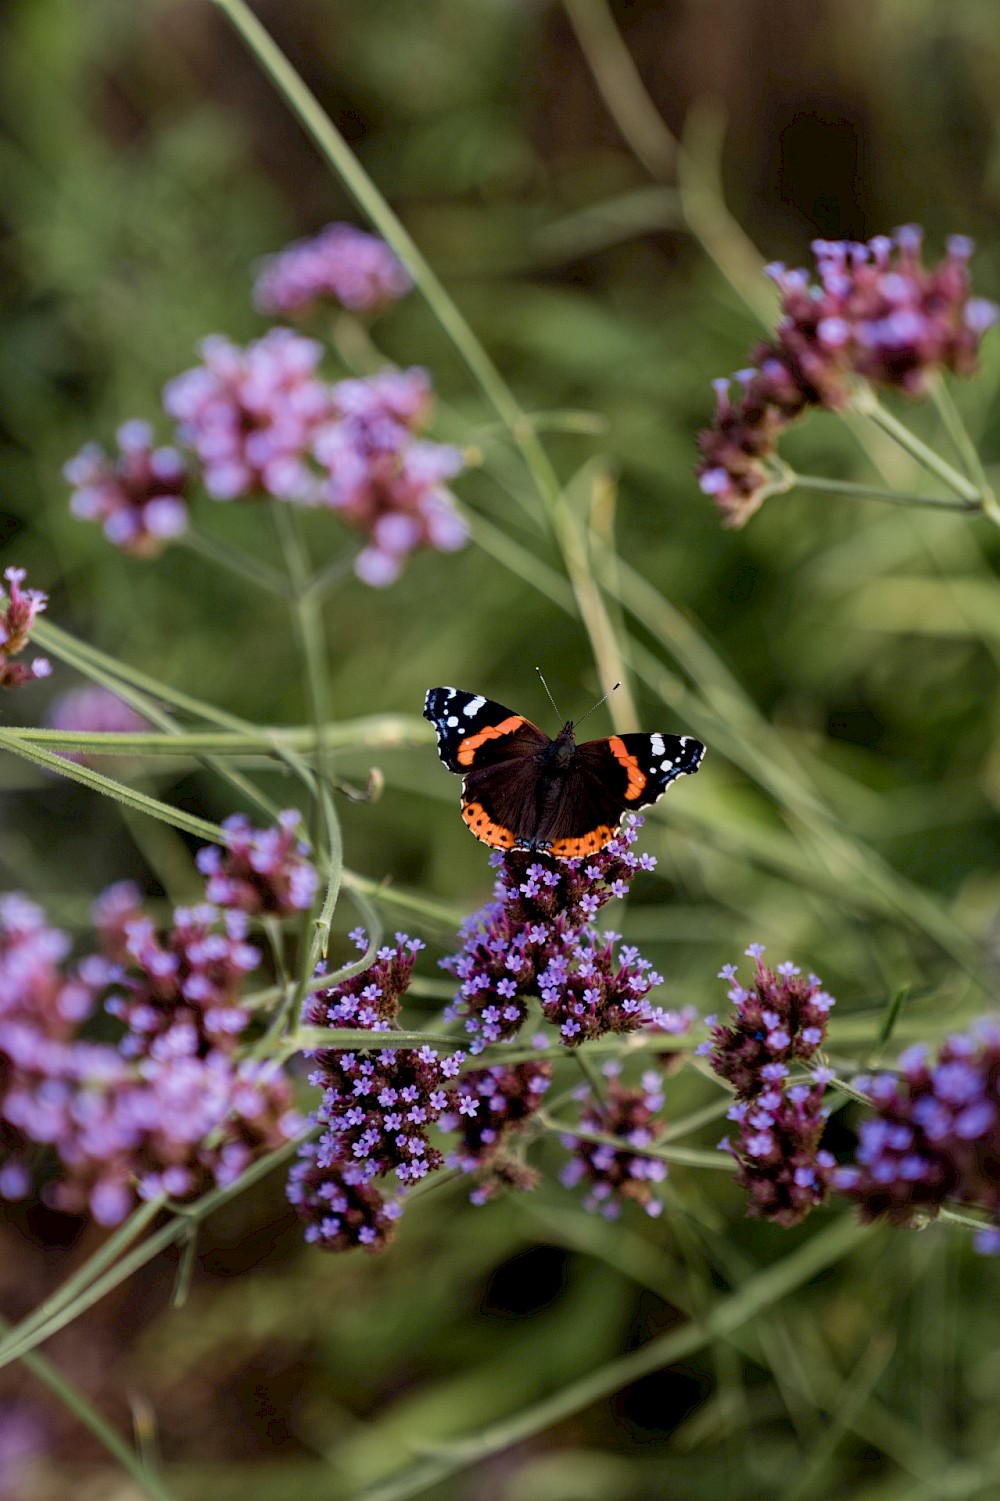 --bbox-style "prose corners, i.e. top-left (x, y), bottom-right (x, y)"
top-left (424, 687), bottom-right (705, 859)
